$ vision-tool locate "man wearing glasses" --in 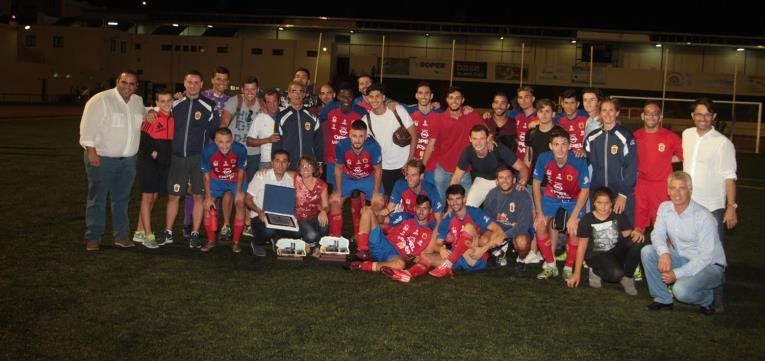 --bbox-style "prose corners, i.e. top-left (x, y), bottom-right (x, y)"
top-left (682, 98), bottom-right (738, 241)
top-left (274, 81), bottom-right (322, 170)
top-left (631, 100), bottom-right (682, 241)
